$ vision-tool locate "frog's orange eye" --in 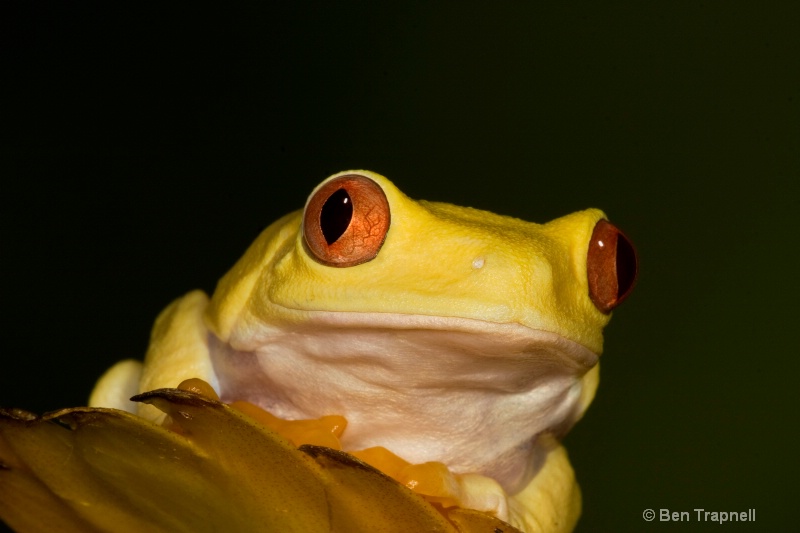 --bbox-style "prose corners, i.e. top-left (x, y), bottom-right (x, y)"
top-left (587, 219), bottom-right (638, 313)
top-left (303, 174), bottom-right (391, 267)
